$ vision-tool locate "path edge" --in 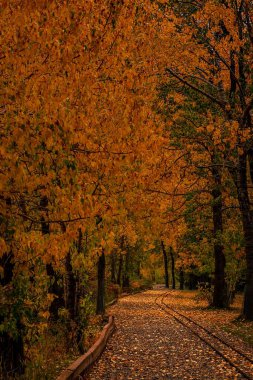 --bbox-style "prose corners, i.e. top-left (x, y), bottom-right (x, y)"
top-left (56, 315), bottom-right (115, 380)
